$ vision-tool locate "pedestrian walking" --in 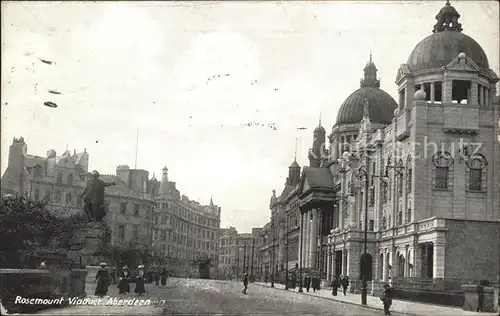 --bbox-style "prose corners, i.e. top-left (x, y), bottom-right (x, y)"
top-left (312, 276), bottom-right (317, 293)
top-left (117, 265), bottom-right (131, 295)
top-left (331, 276), bottom-right (339, 296)
top-left (380, 283), bottom-right (393, 315)
top-left (242, 273), bottom-right (249, 294)
top-left (94, 262), bottom-right (110, 297)
top-left (154, 268), bottom-right (160, 286)
top-left (134, 265), bottom-right (146, 296)
top-left (160, 268), bottom-right (168, 286)
top-left (341, 275), bottom-right (349, 295)
top-left (304, 275), bottom-right (311, 292)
